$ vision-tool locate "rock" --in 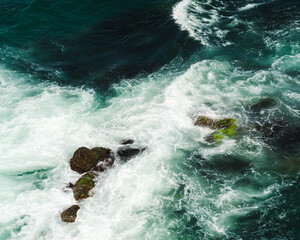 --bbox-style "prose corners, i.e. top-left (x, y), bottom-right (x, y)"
top-left (194, 116), bottom-right (236, 130)
top-left (207, 123), bottom-right (237, 144)
top-left (91, 147), bottom-right (112, 161)
top-left (117, 146), bottom-right (146, 162)
top-left (91, 147), bottom-right (114, 172)
top-left (94, 157), bottom-right (115, 172)
top-left (61, 205), bottom-right (80, 223)
top-left (73, 172), bottom-right (96, 201)
top-left (70, 147), bottom-right (98, 174)
top-left (194, 116), bottom-right (215, 128)
top-left (215, 118), bottom-right (237, 129)
top-left (66, 182), bottom-right (75, 189)
top-left (254, 121), bottom-right (300, 153)
top-left (194, 116), bottom-right (237, 144)
top-left (70, 147), bottom-right (112, 174)
top-left (250, 98), bottom-right (276, 112)
top-left (120, 139), bottom-right (134, 145)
